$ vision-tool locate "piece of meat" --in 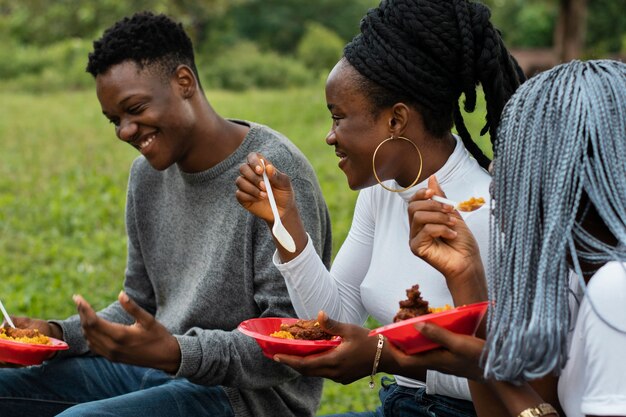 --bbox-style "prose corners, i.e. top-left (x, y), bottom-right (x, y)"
top-left (1, 327), bottom-right (41, 338)
top-left (393, 284), bottom-right (430, 322)
top-left (279, 319), bottom-right (333, 340)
